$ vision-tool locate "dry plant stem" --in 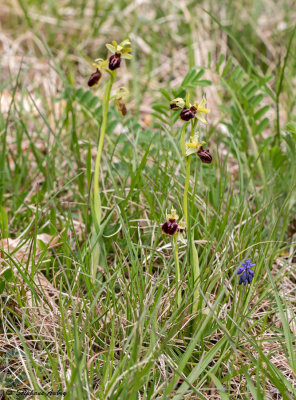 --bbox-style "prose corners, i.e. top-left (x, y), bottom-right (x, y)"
top-left (93, 71), bottom-right (116, 228)
top-left (173, 234), bottom-right (181, 307)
